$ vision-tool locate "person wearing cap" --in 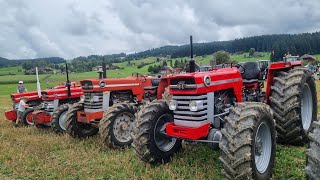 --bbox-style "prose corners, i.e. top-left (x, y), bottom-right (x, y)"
top-left (16, 96), bottom-right (30, 126)
top-left (17, 81), bottom-right (28, 93)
